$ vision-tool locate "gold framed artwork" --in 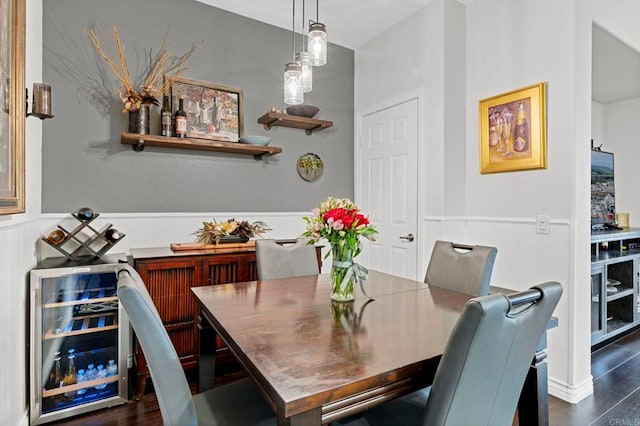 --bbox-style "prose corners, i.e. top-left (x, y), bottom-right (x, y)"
top-left (617, 213), bottom-right (629, 229)
top-left (0, 0), bottom-right (25, 214)
top-left (168, 76), bottom-right (243, 143)
top-left (479, 82), bottom-right (546, 174)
